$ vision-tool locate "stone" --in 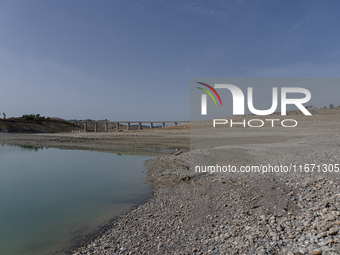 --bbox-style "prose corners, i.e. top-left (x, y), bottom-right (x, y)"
top-left (298, 247), bottom-right (307, 254)
top-left (328, 215), bottom-right (336, 221)
top-left (335, 243), bottom-right (340, 253)
top-left (317, 232), bottom-right (327, 238)
top-left (328, 227), bottom-right (338, 235)
top-left (311, 249), bottom-right (322, 255)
